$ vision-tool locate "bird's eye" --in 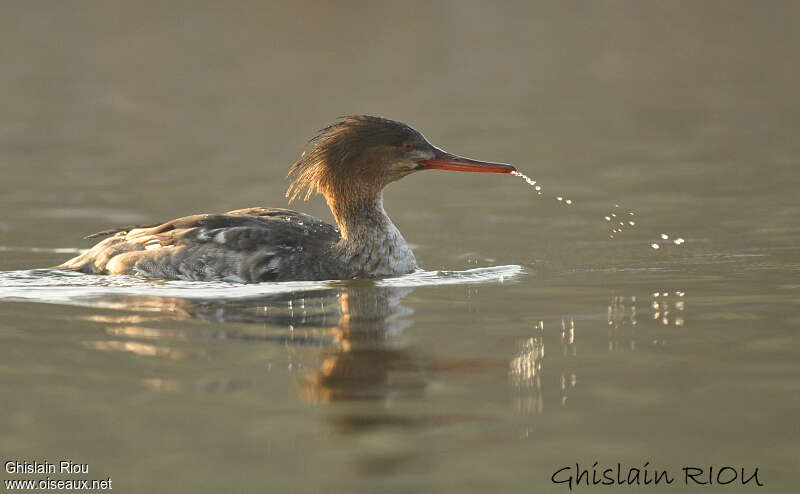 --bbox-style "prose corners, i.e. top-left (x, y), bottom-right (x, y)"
top-left (402, 142), bottom-right (415, 151)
